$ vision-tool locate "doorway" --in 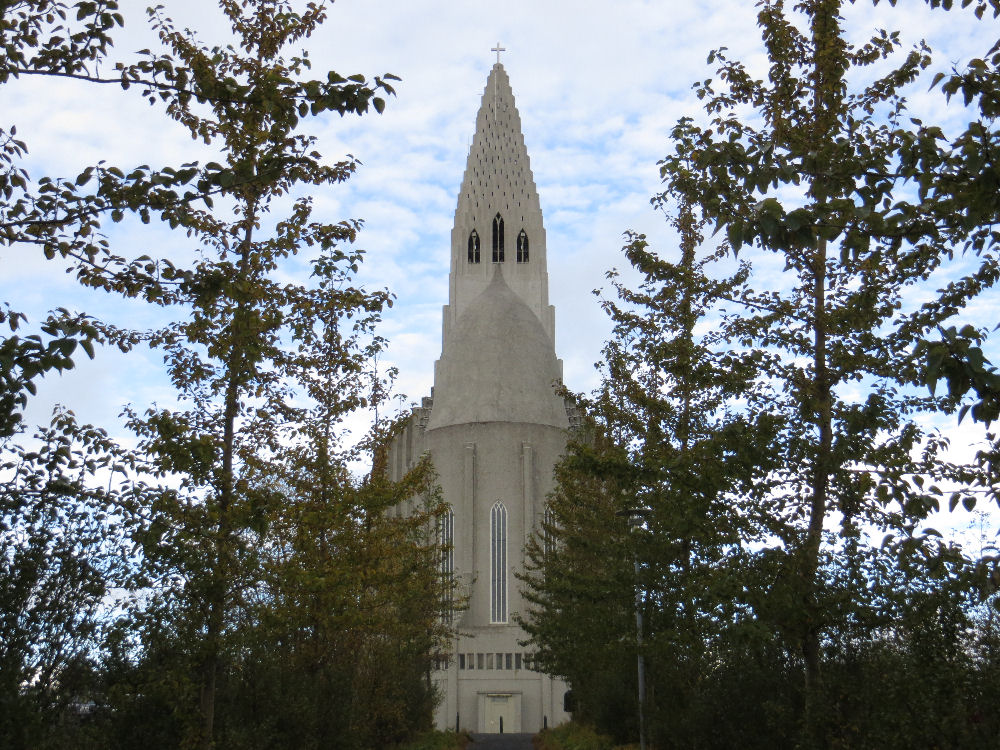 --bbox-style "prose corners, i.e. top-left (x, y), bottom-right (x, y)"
top-left (480, 692), bottom-right (521, 733)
